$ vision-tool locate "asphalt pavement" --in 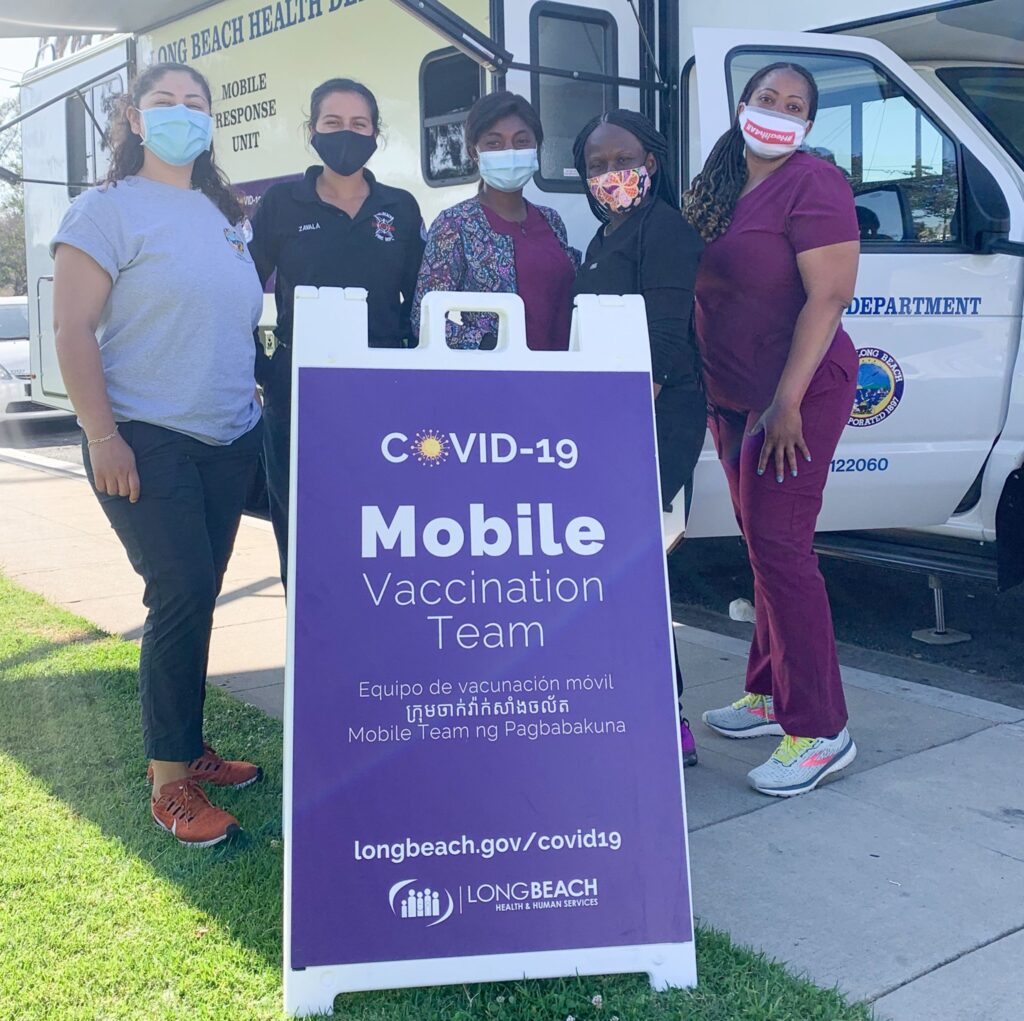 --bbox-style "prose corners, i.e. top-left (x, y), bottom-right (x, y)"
top-left (669, 538), bottom-right (1022, 687)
